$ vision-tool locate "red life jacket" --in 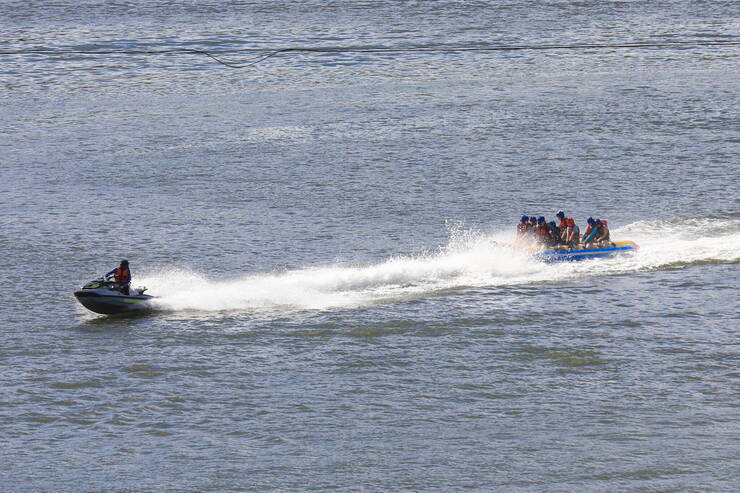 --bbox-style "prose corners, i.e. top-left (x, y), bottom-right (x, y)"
top-left (535, 224), bottom-right (548, 241)
top-left (517, 222), bottom-right (527, 236)
top-left (114, 266), bottom-right (131, 284)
